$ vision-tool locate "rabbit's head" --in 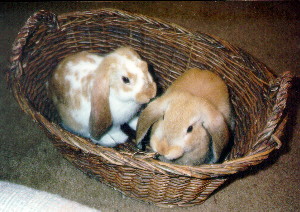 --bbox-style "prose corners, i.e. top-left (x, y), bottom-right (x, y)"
top-left (109, 47), bottom-right (157, 104)
top-left (136, 92), bottom-right (229, 165)
top-left (89, 47), bottom-right (157, 139)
